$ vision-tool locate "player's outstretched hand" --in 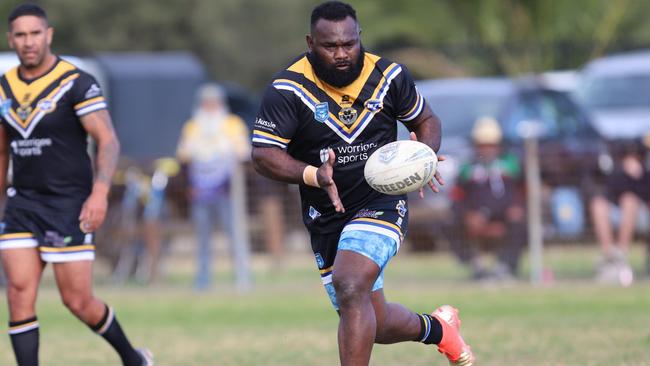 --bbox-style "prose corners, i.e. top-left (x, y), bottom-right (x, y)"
top-left (409, 132), bottom-right (445, 198)
top-left (78, 190), bottom-right (108, 233)
top-left (317, 149), bottom-right (345, 213)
